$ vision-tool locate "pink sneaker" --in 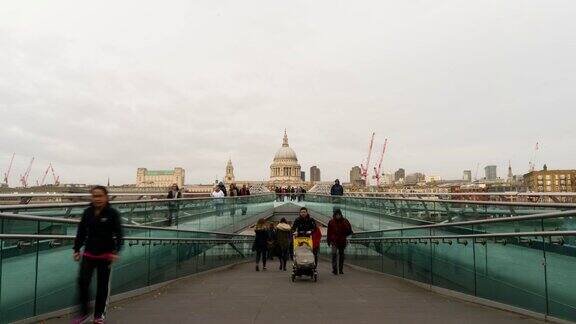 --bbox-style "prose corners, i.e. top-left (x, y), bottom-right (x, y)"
top-left (93, 316), bottom-right (105, 324)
